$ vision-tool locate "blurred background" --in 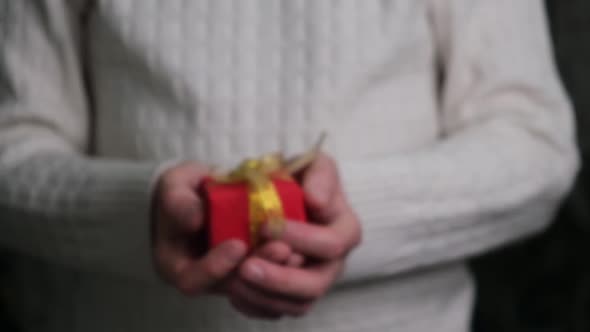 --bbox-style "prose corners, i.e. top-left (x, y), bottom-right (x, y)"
top-left (0, 1), bottom-right (588, 331)
top-left (471, 1), bottom-right (590, 331)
